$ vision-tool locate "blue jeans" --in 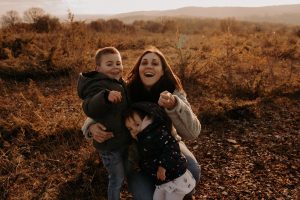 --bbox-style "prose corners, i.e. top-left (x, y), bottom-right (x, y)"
top-left (99, 149), bottom-right (125, 200)
top-left (126, 141), bottom-right (201, 200)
